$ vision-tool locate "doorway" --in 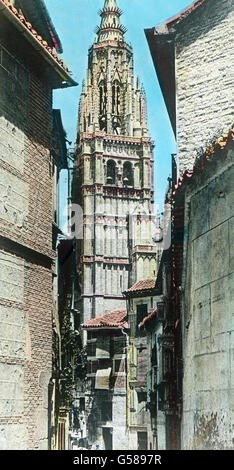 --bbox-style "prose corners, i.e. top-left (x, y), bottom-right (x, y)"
top-left (103, 427), bottom-right (113, 450)
top-left (137, 431), bottom-right (148, 450)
